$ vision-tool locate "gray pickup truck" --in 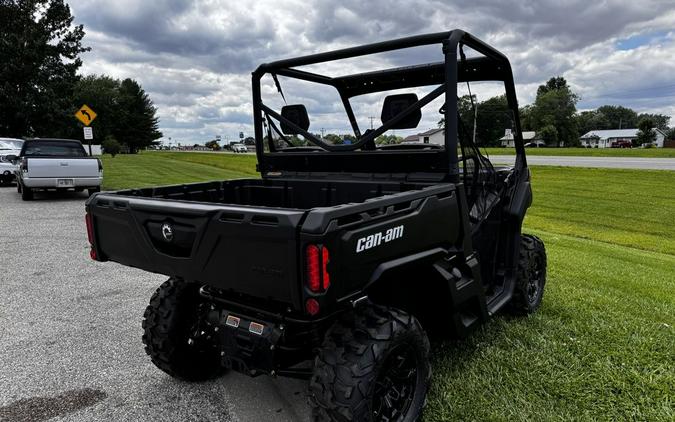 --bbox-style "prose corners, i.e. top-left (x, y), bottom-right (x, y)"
top-left (12, 138), bottom-right (102, 200)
